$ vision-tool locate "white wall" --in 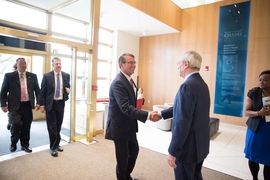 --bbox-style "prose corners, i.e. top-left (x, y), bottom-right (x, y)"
top-left (112, 30), bottom-right (140, 85)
